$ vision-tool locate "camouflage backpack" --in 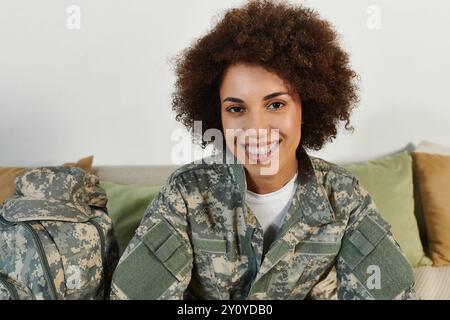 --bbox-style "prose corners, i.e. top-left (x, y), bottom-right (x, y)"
top-left (0, 166), bottom-right (119, 300)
